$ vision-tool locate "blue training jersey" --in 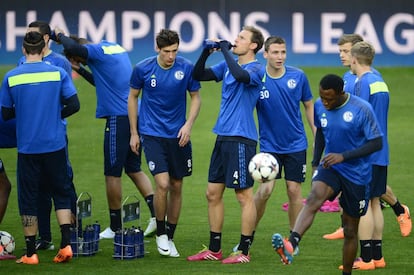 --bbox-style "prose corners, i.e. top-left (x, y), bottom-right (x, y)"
top-left (85, 41), bottom-right (132, 118)
top-left (18, 50), bottom-right (73, 77)
top-left (0, 51), bottom-right (74, 149)
top-left (211, 59), bottom-right (264, 141)
top-left (0, 61), bottom-right (77, 154)
top-left (314, 94), bottom-right (383, 185)
top-left (354, 72), bottom-right (389, 166)
top-left (130, 56), bottom-right (201, 138)
top-left (342, 67), bottom-right (381, 95)
top-left (257, 65), bottom-right (313, 153)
